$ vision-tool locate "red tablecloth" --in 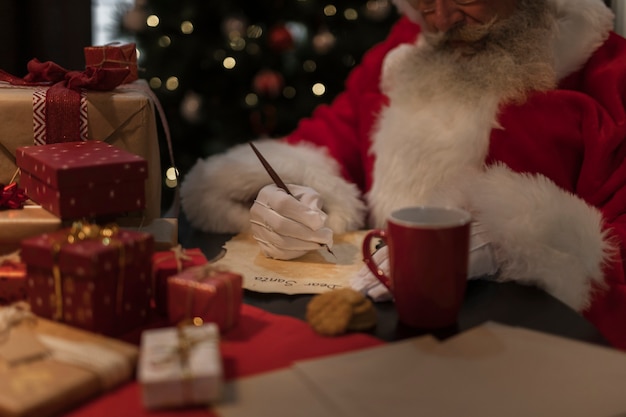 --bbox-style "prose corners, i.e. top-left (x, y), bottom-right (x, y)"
top-left (64, 304), bottom-right (385, 417)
